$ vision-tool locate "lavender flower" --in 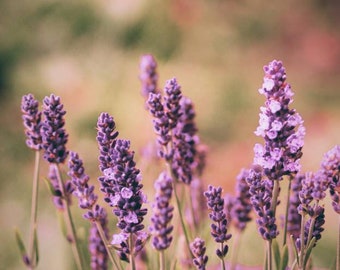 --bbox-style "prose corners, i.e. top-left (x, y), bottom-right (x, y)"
top-left (204, 185), bottom-right (231, 259)
top-left (320, 145), bottom-right (340, 214)
top-left (139, 54), bottom-right (159, 98)
top-left (246, 166), bottom-right (278, 240)
top-left (96, 112), bottom-right (119, 172)
top-left (21, 94), bottom-right (43, 151)
top-left (41, 94), bottom-right (69, 164)
top-left (226, 169), bottom-right (252, 232)
top-left (287, 174), bottom-right (303, 240)
top-left (163, 78), bottom-right (182, 129)
top-left (150, 171), bottom-right (174, 250)
top-left (190, 238), bottom-right (208, 270)
top-left (254, 60), bottom-right (305, 180)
